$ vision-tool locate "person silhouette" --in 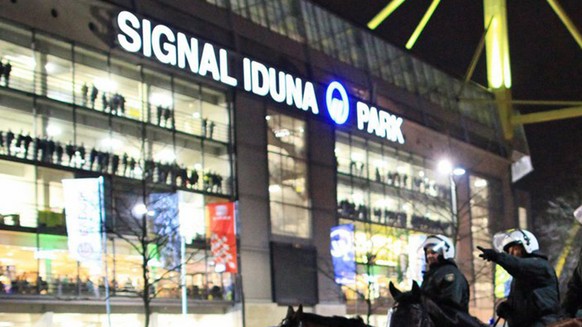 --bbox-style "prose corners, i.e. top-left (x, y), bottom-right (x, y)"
top-left (6, 130), bottom-right (14, 155)
top-left (3, 61), bottom-right (11, 87)
top-left (90, 85), bottom-right (98, 109)
top-left (209, 121), bottom-right (215, 139)
top-left (81, 83), bottom-right (88, 106)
